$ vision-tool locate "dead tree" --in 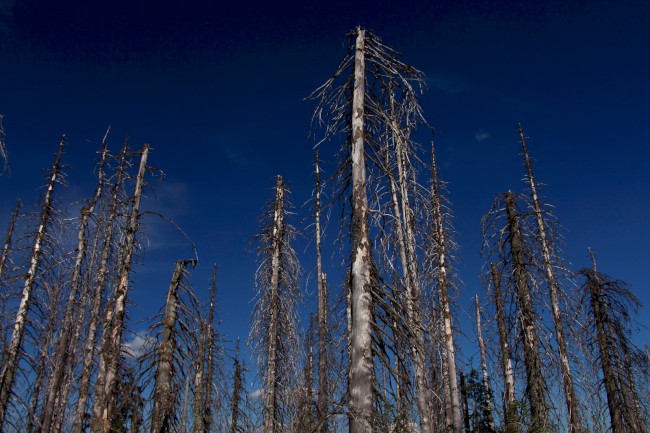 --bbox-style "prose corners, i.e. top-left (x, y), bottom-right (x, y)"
top-left (229, 338), bottom-right (253, 433)
top-left (490, 263), bottom-right (518, 433)
top-left (580, 251), bottom-right (648, 433)
top-left (310, 27), bottom-right (432, 433)
top-left (92, 144), bottom-right (150, 433)
top-left (518, 124), bottom-right (582, 433)
top-left (148, 259), bottom-right (198, 433)
top-left (72, 142), bottom-right (130, 433)
top-left (0, 114), bottom-right (7, 172)
top-left (0, 137), bottom-right (65, 429)
top-left (0, 200), bottom-right (20, 353)
top-left (249, 175), bottom-right (301, 433)
top-left (41, 133), bottom-right (110, 433)
top-left (474, 294), bottom-right (496, 433)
